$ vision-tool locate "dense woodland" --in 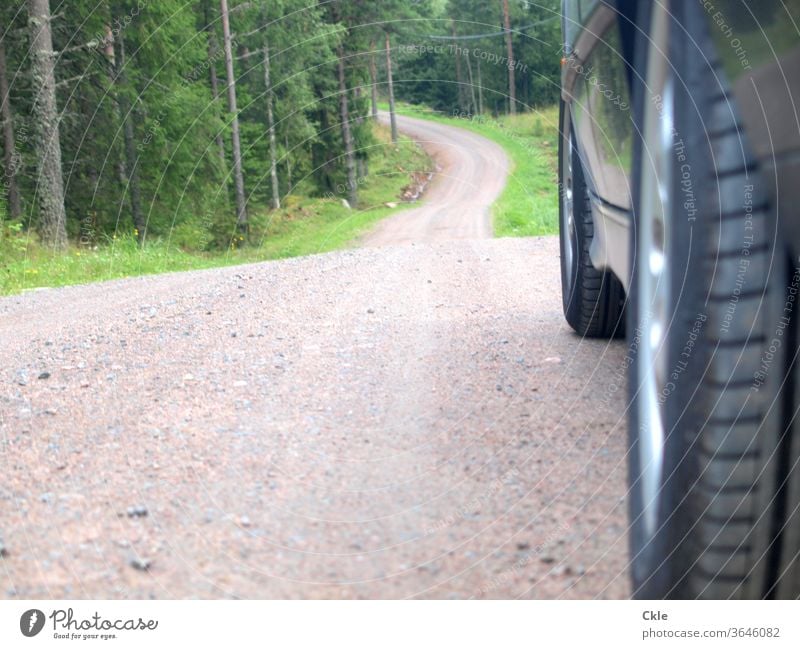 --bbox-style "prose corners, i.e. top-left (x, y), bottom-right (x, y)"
top-left (0, 0), bottom-right (560, 252)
